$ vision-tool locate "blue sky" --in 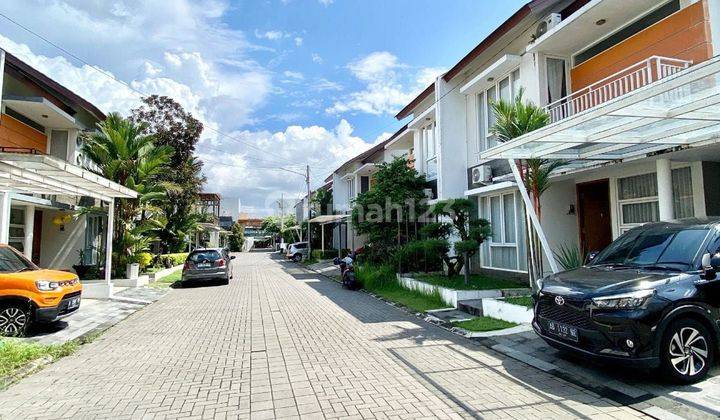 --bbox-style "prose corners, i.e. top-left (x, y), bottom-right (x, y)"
top-left (0, 0), bottom-right (526, 216)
